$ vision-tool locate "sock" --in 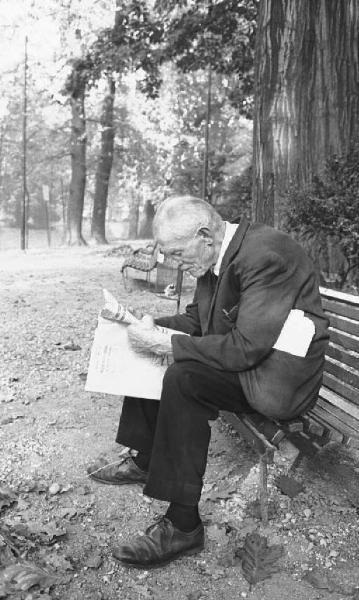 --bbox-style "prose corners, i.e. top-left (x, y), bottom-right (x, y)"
top-left (165, 502), bottom-right (201, 532)
top-left (132, 452), bottom-right (150, 472)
